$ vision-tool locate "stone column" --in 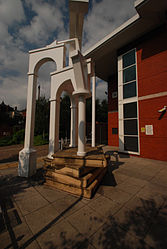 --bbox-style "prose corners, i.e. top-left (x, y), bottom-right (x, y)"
top-left (77, 95), bottom-right (86, 156)
top-left (70, 97), bottom-right (77, 147)
top-left (48, 98), bottom-right (60, 158)
top-left (92, 74), bottom-right (96, 147)
top-left (18, 73), bottom-right (37, 177)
